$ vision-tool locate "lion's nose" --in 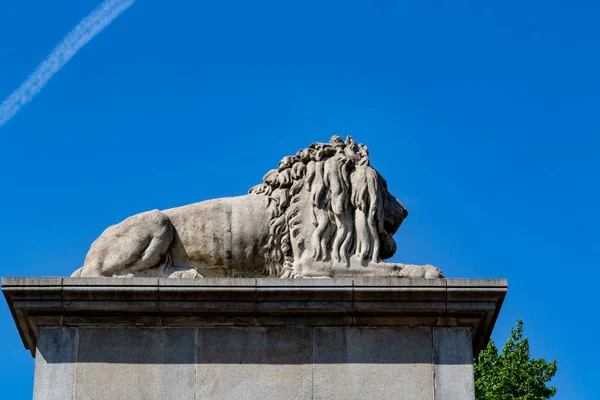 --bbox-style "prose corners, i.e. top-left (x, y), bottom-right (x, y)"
top-left (394, 199), bottom-right (408, 225)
